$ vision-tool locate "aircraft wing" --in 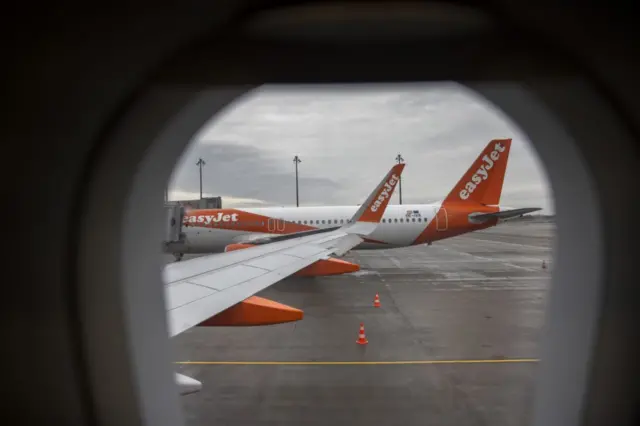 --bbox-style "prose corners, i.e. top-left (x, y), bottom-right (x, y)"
top-left (164, 229), bottom-right (361, 337)
top-left (165, 162), bottom-right (404, 395)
